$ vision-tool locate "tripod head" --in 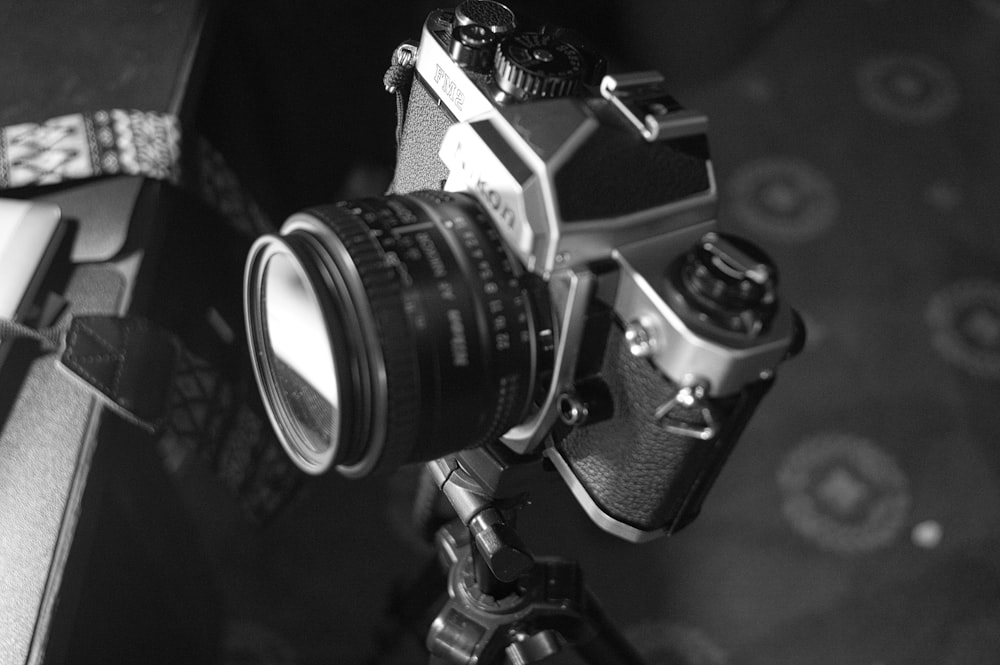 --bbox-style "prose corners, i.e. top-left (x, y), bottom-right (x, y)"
top-left (423, 444), bottom-right (648, 665)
